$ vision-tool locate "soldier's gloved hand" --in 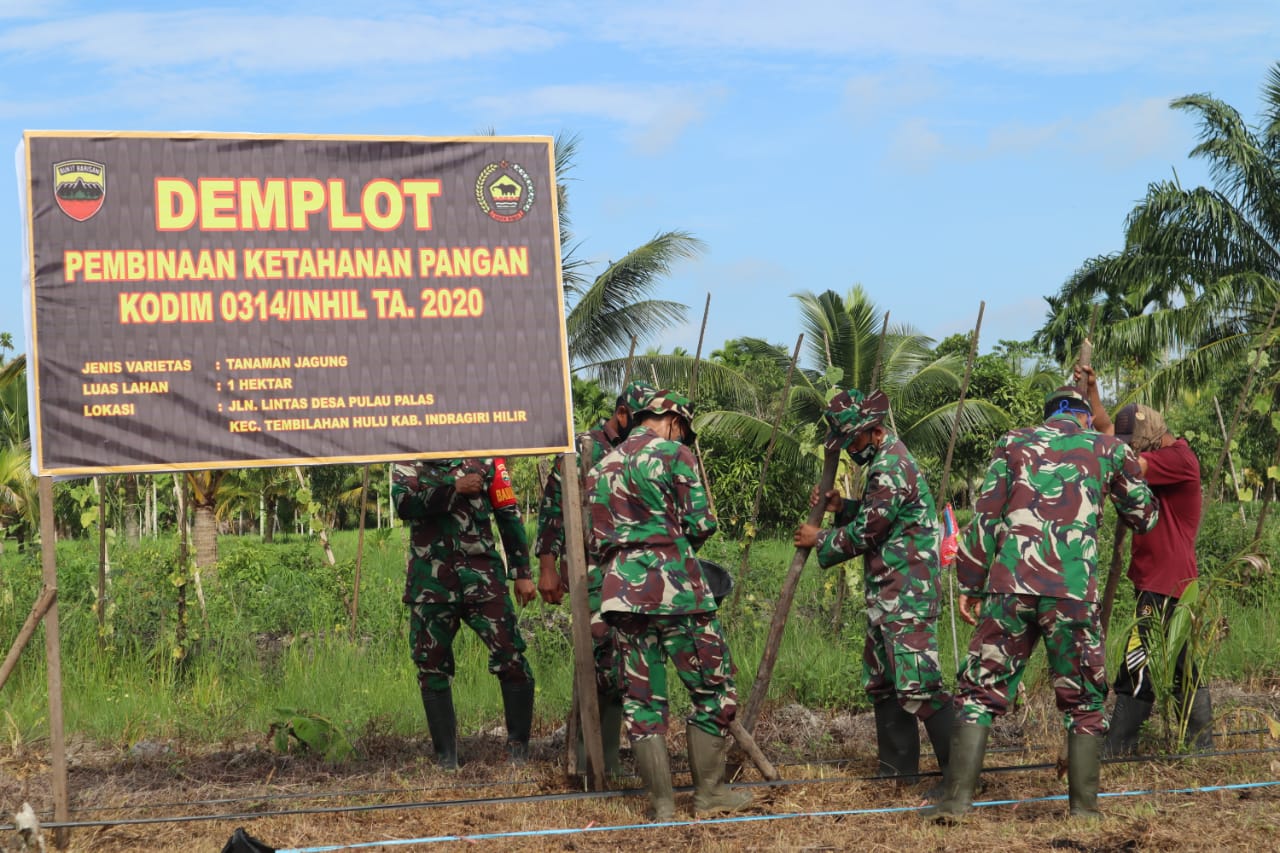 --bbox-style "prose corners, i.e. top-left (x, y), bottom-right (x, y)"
top-left (454, 472), bottom-right (484, 496)
top-left (537, 554), bottom-right (565, 605)
top-left (809, 486), bottom-right (843, 514)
